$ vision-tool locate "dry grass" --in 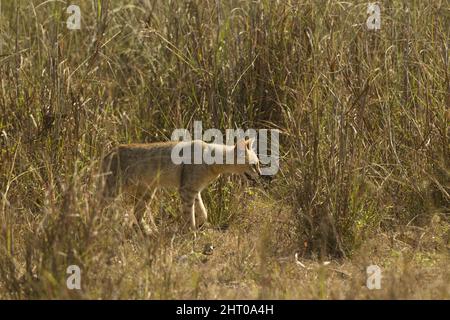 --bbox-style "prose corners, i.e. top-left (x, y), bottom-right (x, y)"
top-left (0, 0), bottom-right (449, 299)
